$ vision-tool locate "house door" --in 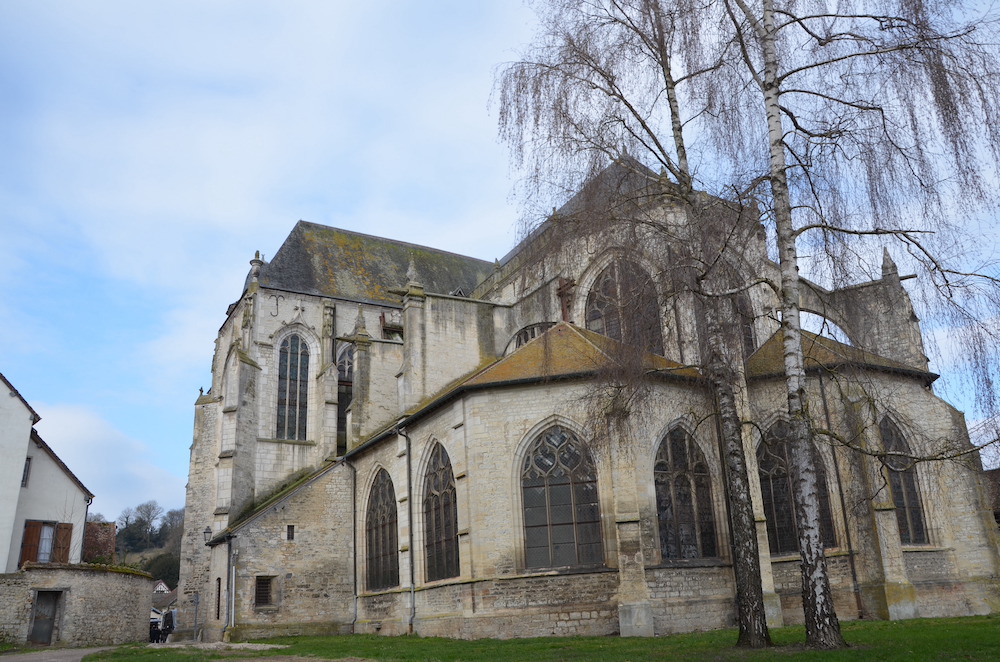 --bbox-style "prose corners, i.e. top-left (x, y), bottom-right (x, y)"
top-left (29, 591), bottom-right (61, 645)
